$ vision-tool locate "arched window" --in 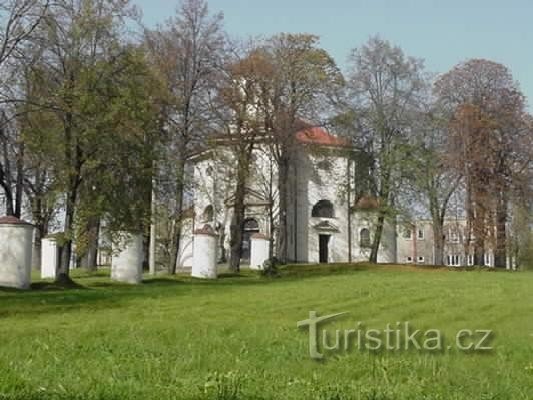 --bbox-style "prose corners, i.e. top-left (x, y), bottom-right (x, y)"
top-left (202, 205), bottom-right (214, 223)
top-left (360, 228), bottom-right (371, 248)
top-left (312, 200), bottom-right (334, 218)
